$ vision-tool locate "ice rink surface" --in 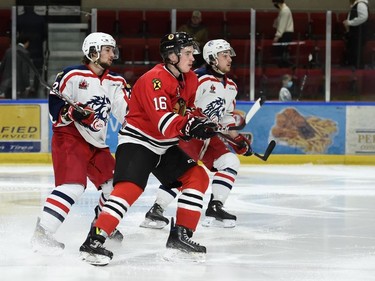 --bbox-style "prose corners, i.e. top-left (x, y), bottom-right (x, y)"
top-left (1, 164), bottom-right (375, 281)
